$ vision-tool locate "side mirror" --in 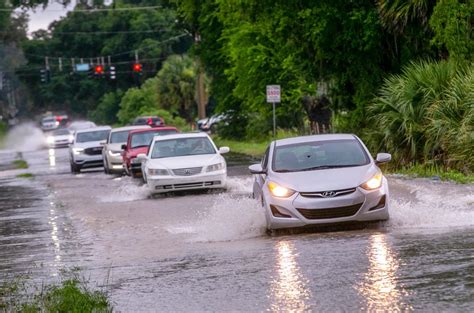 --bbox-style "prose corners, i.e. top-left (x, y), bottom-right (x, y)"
top-left (137, 153), bottom-right (147, 161)
top-left (249, 163), bottom-right (266, 174)
top-left (219, 146), bottom-right (230, 154)
top-left (375, 153), bottom-right (391, 164)
top-left (121, 144), bottom-right (127, 150)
